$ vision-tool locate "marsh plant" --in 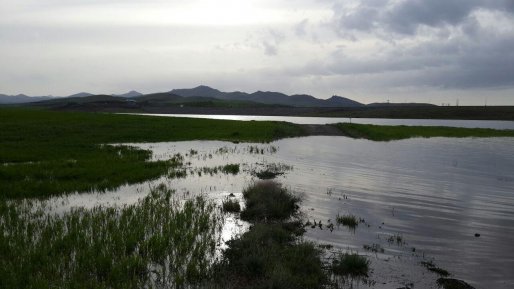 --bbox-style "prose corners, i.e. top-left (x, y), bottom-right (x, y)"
top-left (213, 181), bottom-right (328, 289)
top-left (252, 163), bottom-right (293, 180)
top-left (331, 253), bottom-right (370, 277)
top-left (387, 233), bottom-right (405, 246)
top-left (336, 214), bottom-right (358, 229)
top-left (0, 184), bottom-right (222, 289)
top-left (222, 198), bottom-right (241, 213)
top-left (240, 181), bottom-right (300, 222)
